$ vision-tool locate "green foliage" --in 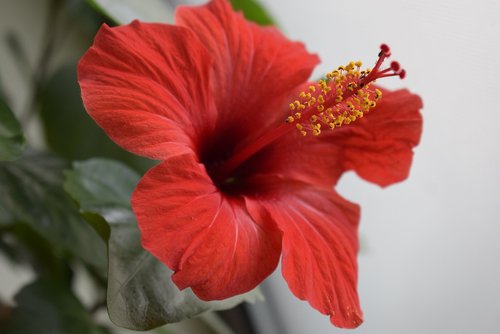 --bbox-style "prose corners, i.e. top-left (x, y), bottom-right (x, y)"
top-left (5, 280), bottom-right (111, 334)
top-left (230, 0), bottom-right (275, 26)
top-left (65, 158), bottom-right (262, 330)
top-left (0, 153), bottom-right (106, 272)
top-left (0, 95), bottom-right (25, 161)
